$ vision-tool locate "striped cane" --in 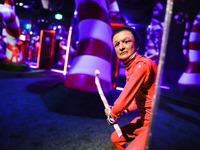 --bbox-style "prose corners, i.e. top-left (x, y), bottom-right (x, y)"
top-left (95, 70), bottom-right (122, 138)
top-left (174, 12), bottom-right (190, 57)
top-left (0, 0), bottom-right (21, 63)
